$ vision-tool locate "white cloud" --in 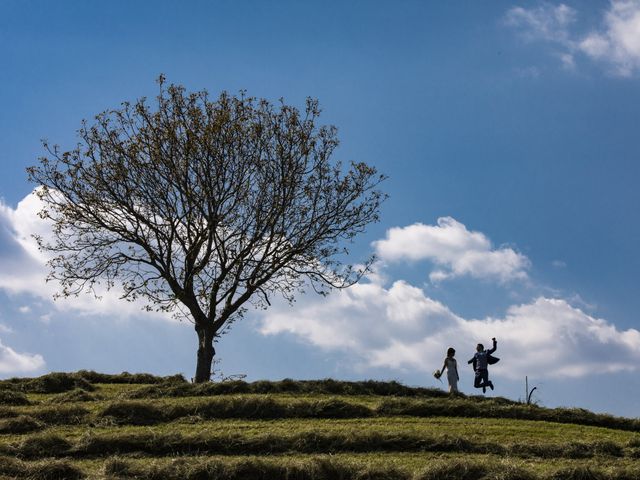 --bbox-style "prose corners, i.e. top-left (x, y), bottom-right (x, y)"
top-left (18, 306), bottom-right (31, 314)
top-left (0, 191), bottom-right (172, 321)
top-left (0, 338), bottom-right (45, 374)
top-left (505, 1), bottom-right (640, 77)
top-left (558, 52), bottom-right (577, 70)
top-left (0, 324), bottom-right (13, 334)
top-left (259, 279), bottom-right (640, 380)
top-left (372, 217), bottom-right (530, 283)
top-left (504, 3), bottom-right (577, 43)
top-left (260, 278), bottom-right (461, 361)
top-left (578, 0), bottom-right (640, 76)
